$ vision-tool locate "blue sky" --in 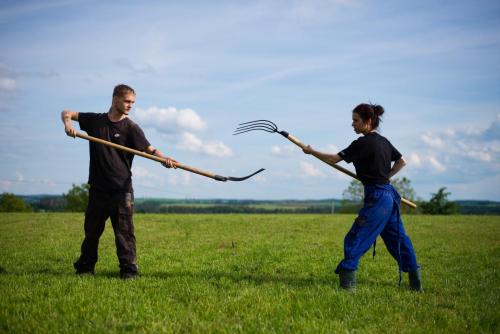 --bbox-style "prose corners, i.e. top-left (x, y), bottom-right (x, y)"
top-left (1, 0), bottom-right (499, 200)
